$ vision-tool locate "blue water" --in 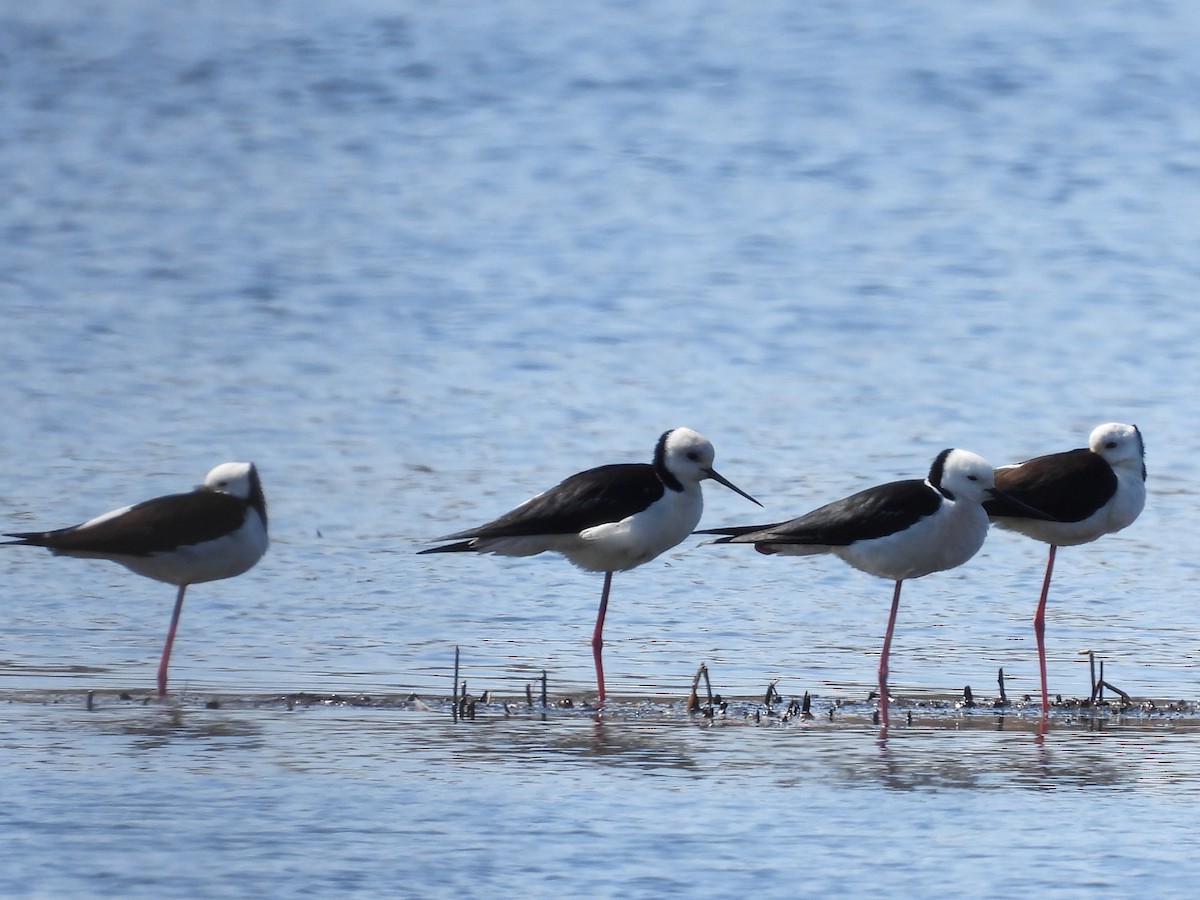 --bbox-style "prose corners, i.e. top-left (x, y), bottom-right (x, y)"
top-left (3, 0), bottom-right (1200, 896)
top-left (4, 696), bottom-right (1200, 899)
